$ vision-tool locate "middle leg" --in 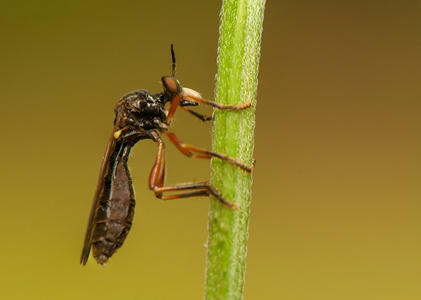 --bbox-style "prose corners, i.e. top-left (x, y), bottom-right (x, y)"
top-left (165, 131), bottom-right (253, 173)
top-left (148, 133), bottom-right (237, 209)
